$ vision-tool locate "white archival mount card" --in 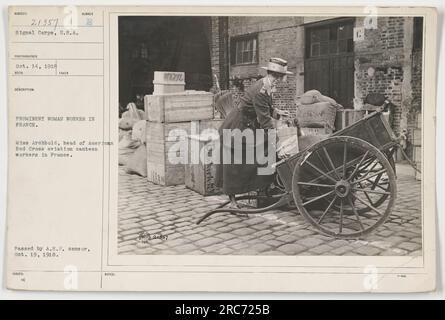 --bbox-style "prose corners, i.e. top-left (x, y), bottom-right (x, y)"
top-left (6, 6), bottom-right (437, 292)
